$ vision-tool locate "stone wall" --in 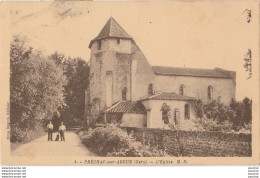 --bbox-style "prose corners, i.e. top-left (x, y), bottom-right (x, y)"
top-left (153, 75), bottom-right (236, 105)
top-left (89, 39), bottom-right (133, 111)
top-left (124, 127), bottom-right (251, 157)
top-left (121, 113), bottom-right (146, 128)
top-left (130, 44), bottom-right (155, 101)
top-left (89, 39), bottom-right (155, 113)
top-left (115, 53), bottom-right (132, 101)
